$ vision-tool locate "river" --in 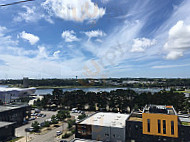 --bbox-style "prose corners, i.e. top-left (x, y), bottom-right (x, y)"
top-left (35, 87), bottom-right (167, 95)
